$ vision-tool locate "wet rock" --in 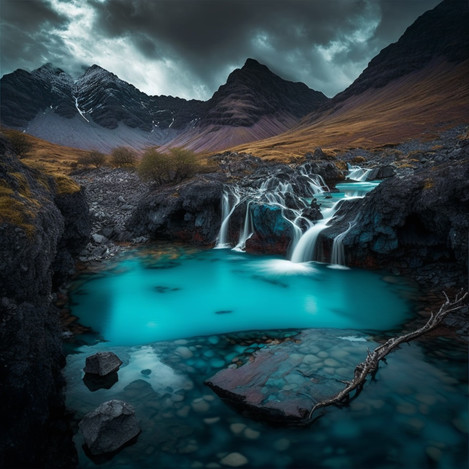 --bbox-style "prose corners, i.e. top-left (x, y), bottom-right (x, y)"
top-left (206, 335), bottom-right (343, 424)
top-left (84, 352), bottom-right (123, 377)
top-left (79, 400), bottom-right (140, 455)
top-left (245, 204), bottom-right (294, 254)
